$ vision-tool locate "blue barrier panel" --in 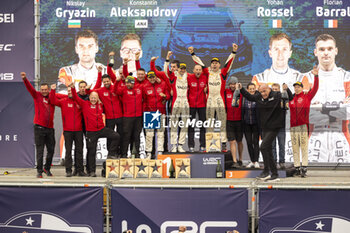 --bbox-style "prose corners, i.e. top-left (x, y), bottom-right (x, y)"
top-left (0, 187), bottom-right (103, 233)
top-left (112, 187), bottom-right (248, 233)
top-left (259, 189), bottom-right (350, 233)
